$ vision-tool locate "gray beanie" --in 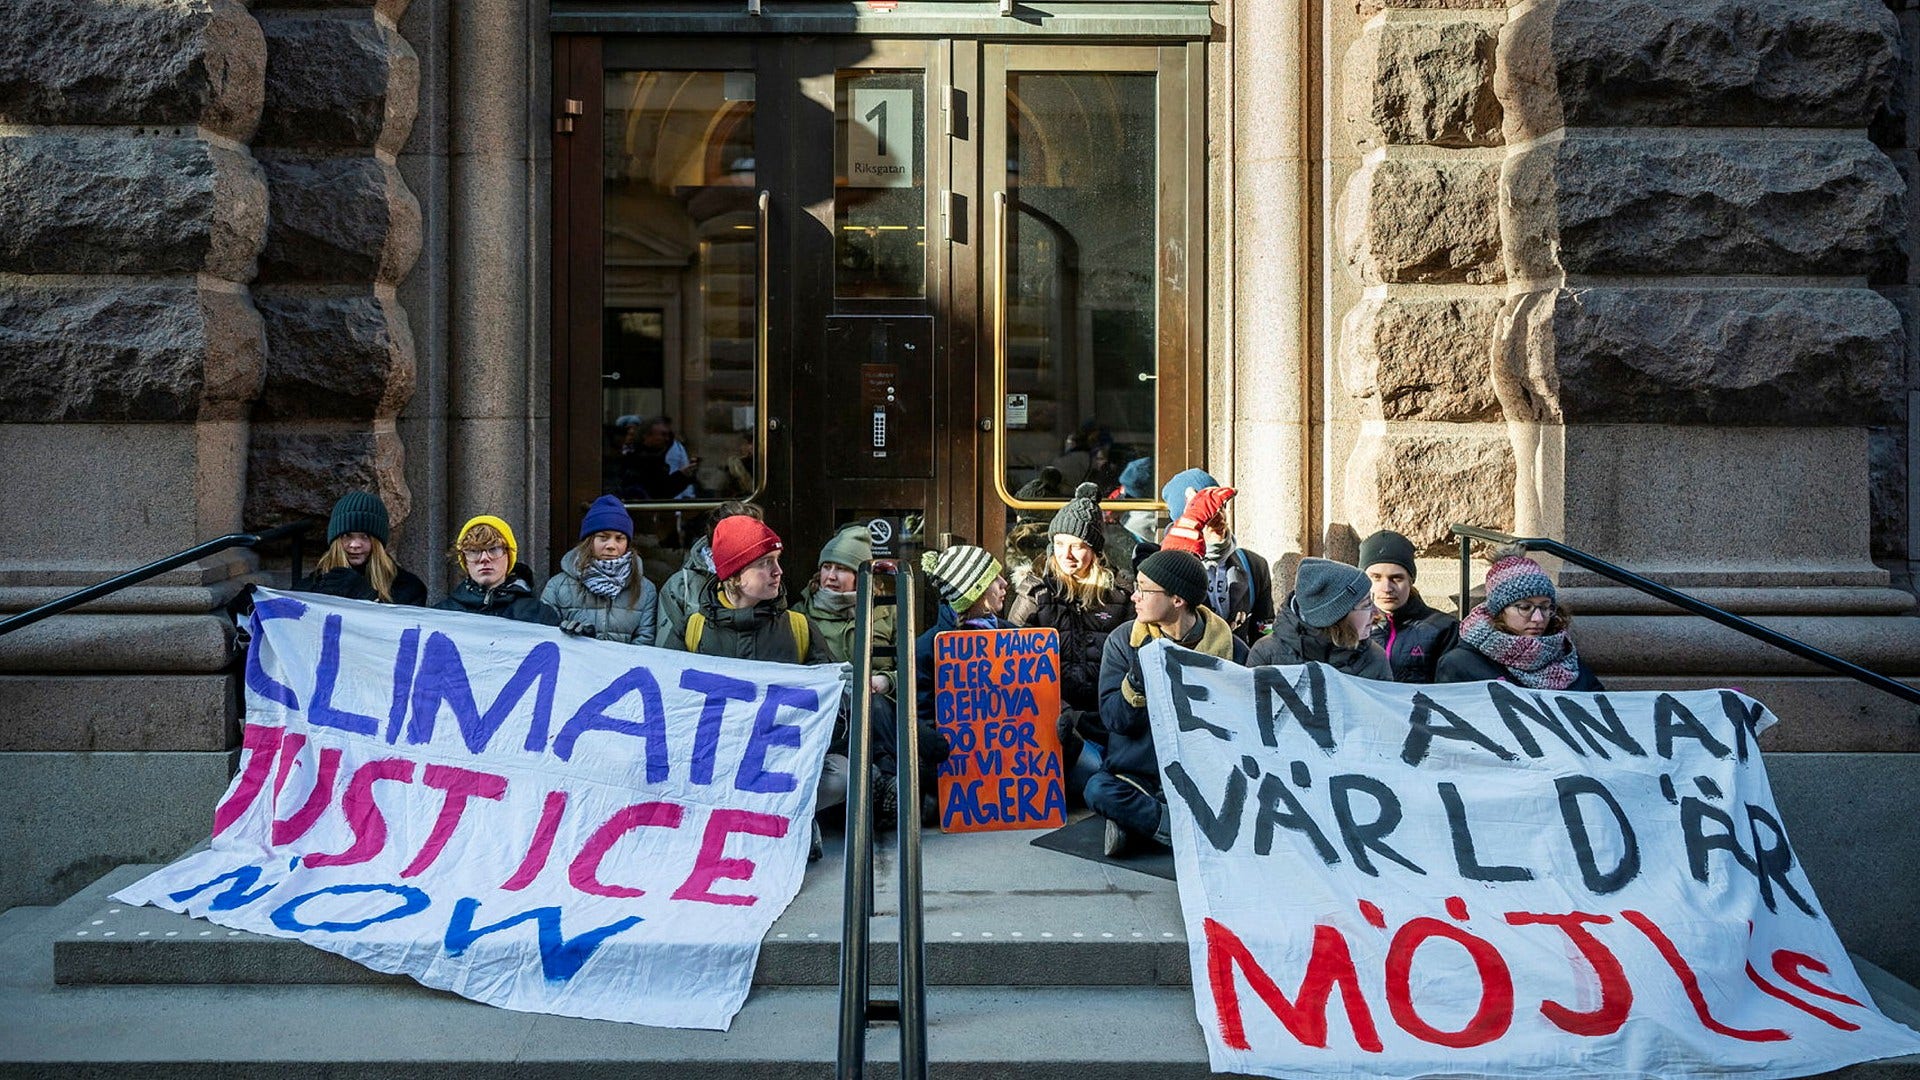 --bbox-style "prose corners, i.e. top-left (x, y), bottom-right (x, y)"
top-left (1047, 482), bottom-right (1105, 553)
top-left (1294, 557), bottom-right (1370, 629)
top-left (818, 522), bottom-right (871, 571)
top-left (1357, 530), bottom-right (1417, 580)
